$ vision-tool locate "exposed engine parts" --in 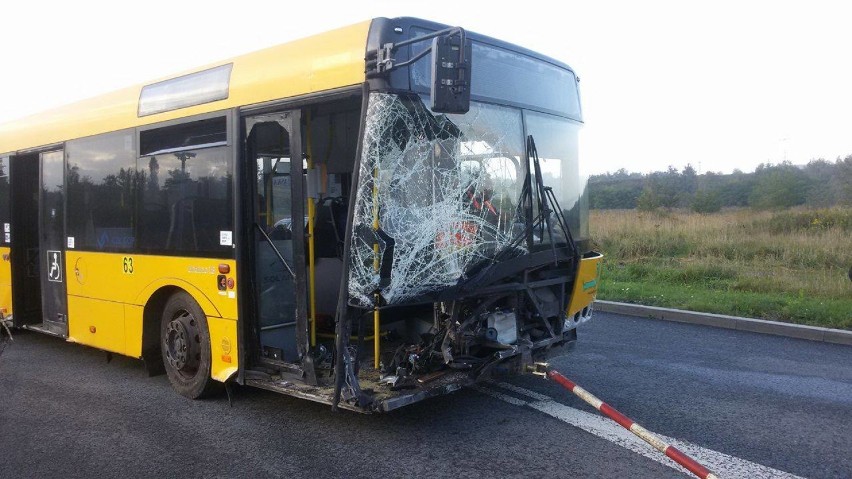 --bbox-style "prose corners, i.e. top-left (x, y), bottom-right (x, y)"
top-left (377, 281), bottom-right (578, 389)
